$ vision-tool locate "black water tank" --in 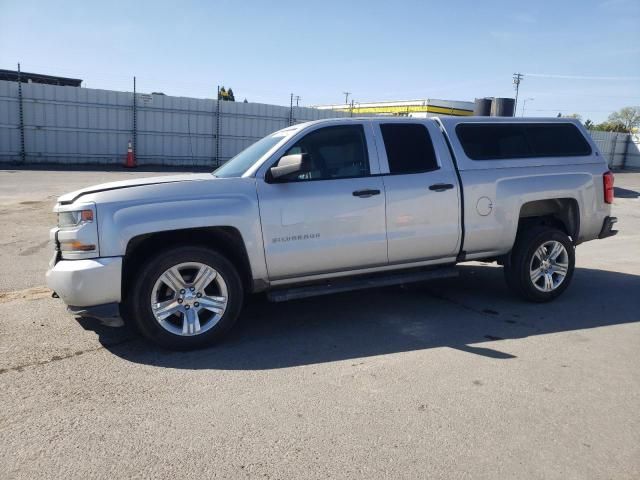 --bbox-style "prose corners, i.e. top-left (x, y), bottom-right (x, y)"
top-left (491, 97), bottom-right (515, 117)
top-left (473, 98), bottom-right (492, 116)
